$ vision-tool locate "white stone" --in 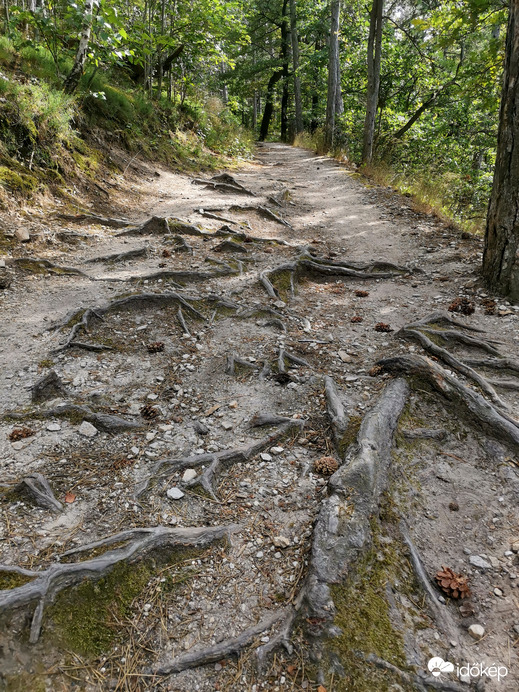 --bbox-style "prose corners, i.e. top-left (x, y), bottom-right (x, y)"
top-left (182, 469), bottom-right (197, 482)
top-left (469, 555), bottom-right (492, 570)
top-left (271, 446), bottom-right (284, 455)
top-left (78, 421), bottom-right (98, 438)
top-left (221, 421), bottom-right (233, 430)
top-left (260, 453), bottom-right (272, 462)
top-left (46, 423), bottom-right (61, 431)
top-left (338, 350), bottom-right (352, 363)
top-left (273, 536), bottom-right (290, 549)
top-left (167, 487), bottom-right (185, 500)
top-left (468, 624), bottom-right (485, 641)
